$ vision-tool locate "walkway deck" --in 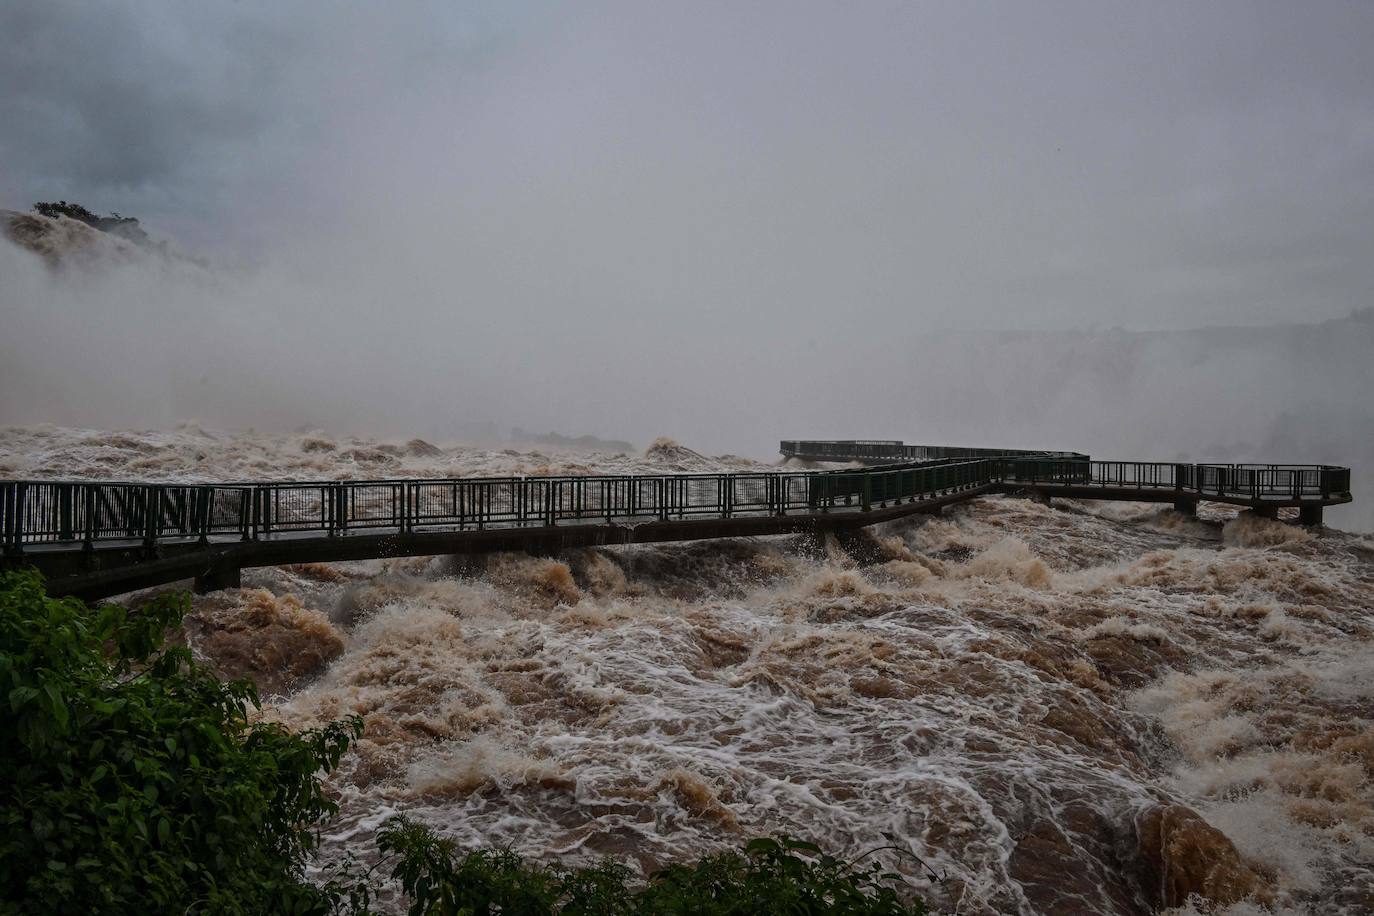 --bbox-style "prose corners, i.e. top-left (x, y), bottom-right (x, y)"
top-left (1, 441), bottom-right (1352, 601)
